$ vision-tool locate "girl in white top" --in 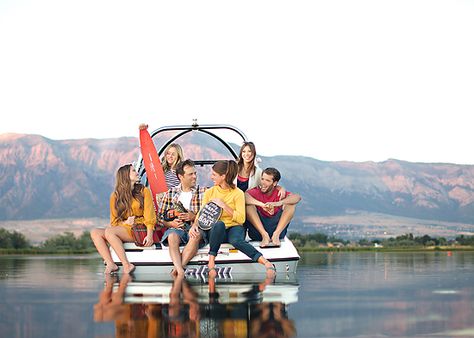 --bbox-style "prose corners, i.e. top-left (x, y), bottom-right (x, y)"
top-left (236, 142), bottom-right (262, 192)
top-left (236, 142), bottom-right (286, 198)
